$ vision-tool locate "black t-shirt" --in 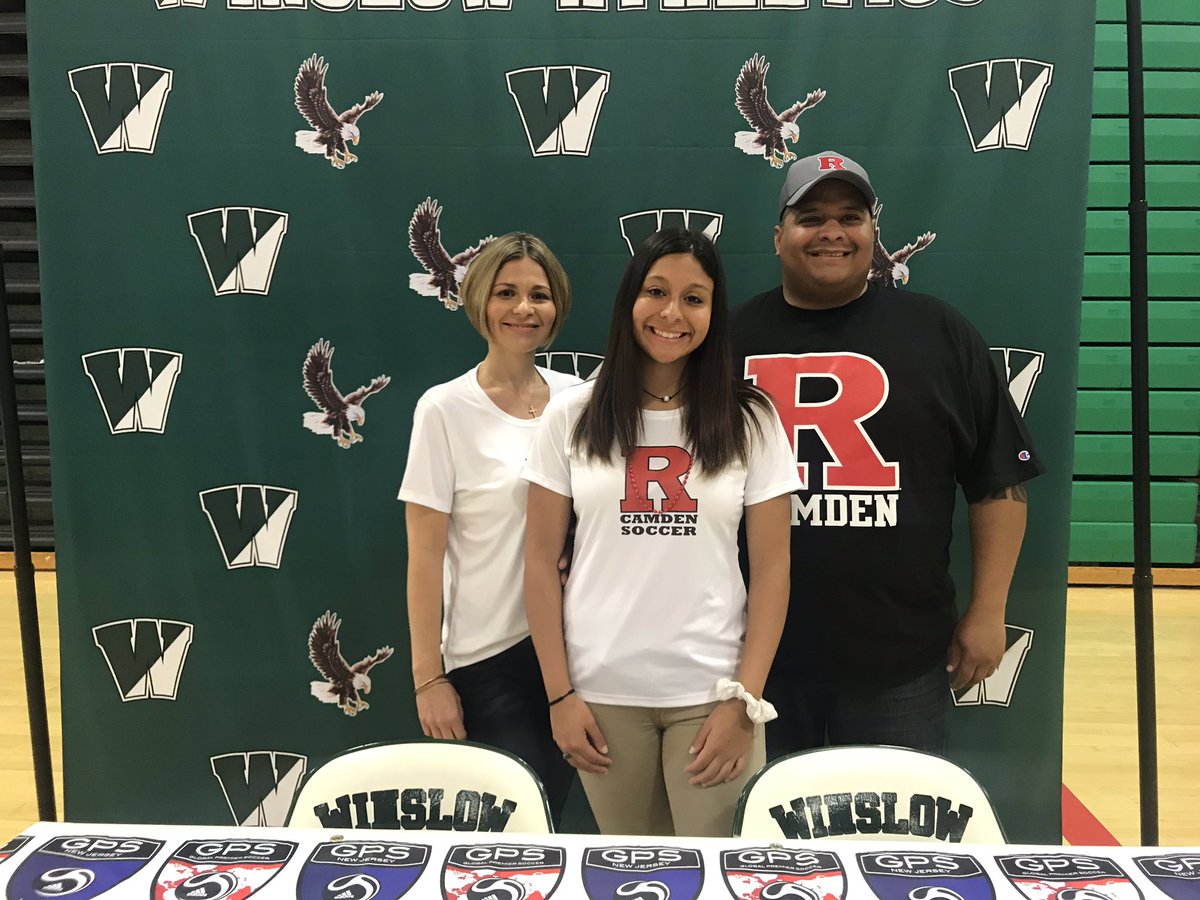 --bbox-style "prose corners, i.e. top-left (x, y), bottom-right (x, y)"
top-left (732, 283), bottom-right (1044, 690)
